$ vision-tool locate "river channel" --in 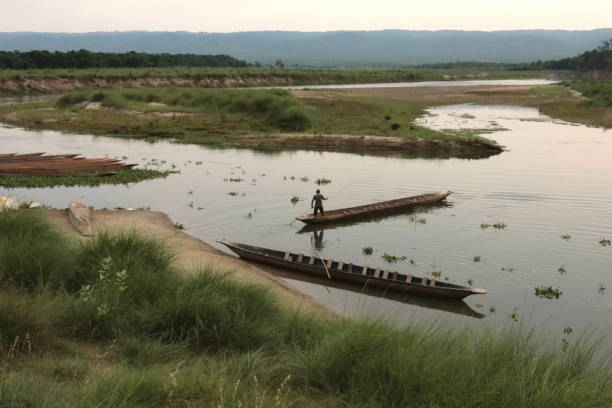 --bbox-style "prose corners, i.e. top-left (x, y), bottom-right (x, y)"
top-left (1, 89), bottom-right (610, 342)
